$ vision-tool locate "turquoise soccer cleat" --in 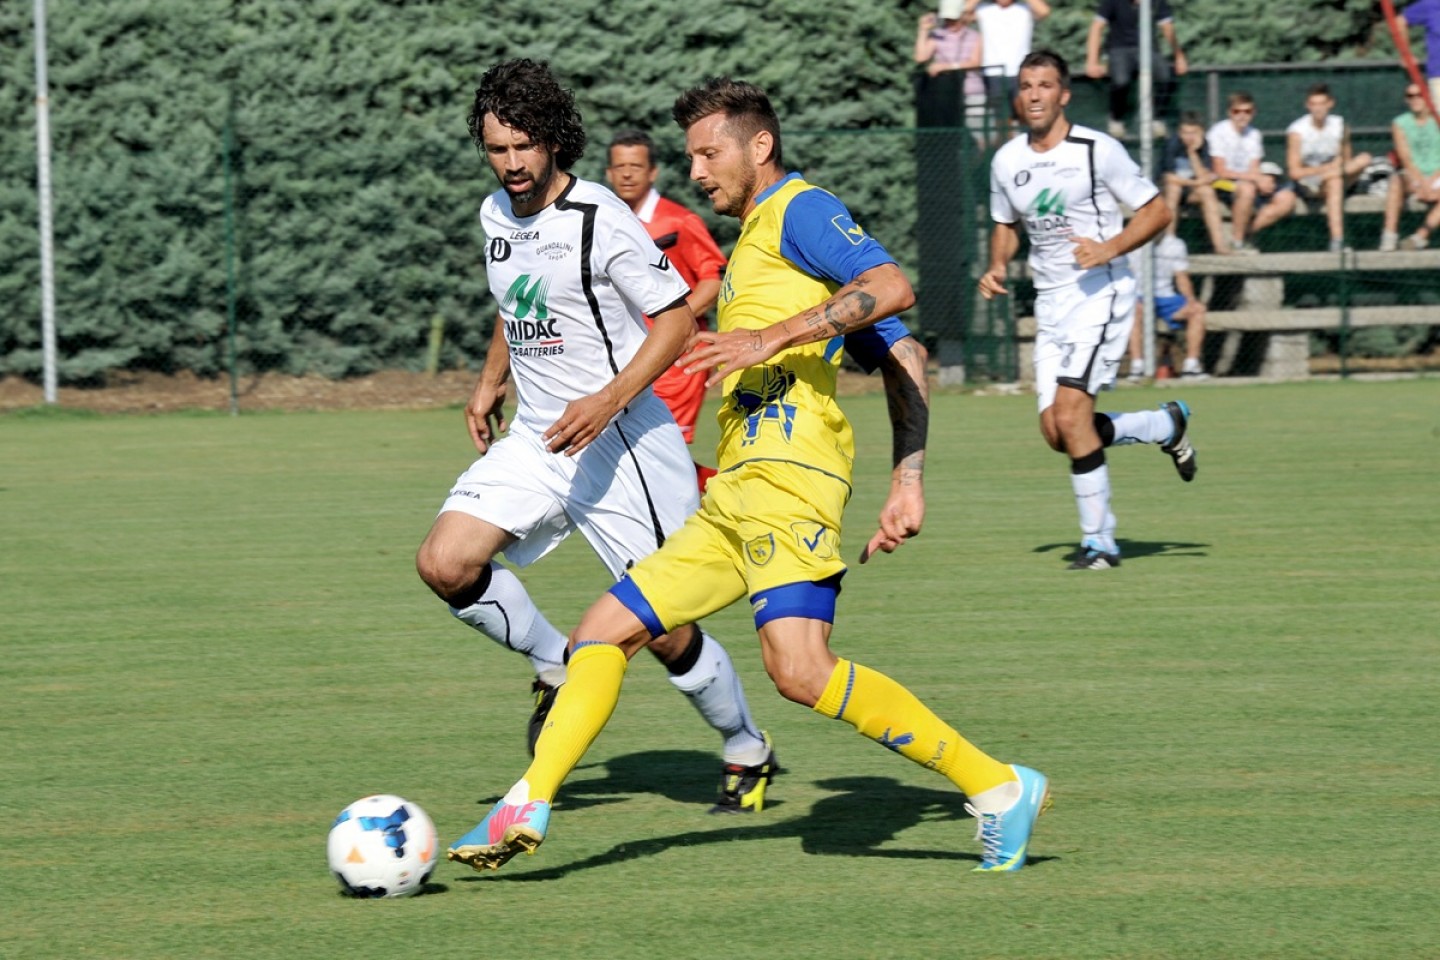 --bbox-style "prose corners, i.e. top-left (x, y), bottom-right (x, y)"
top-left (447, 796), bottom-right (551, 872)
top-left (969, 765), bottom-right (1052, 872)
